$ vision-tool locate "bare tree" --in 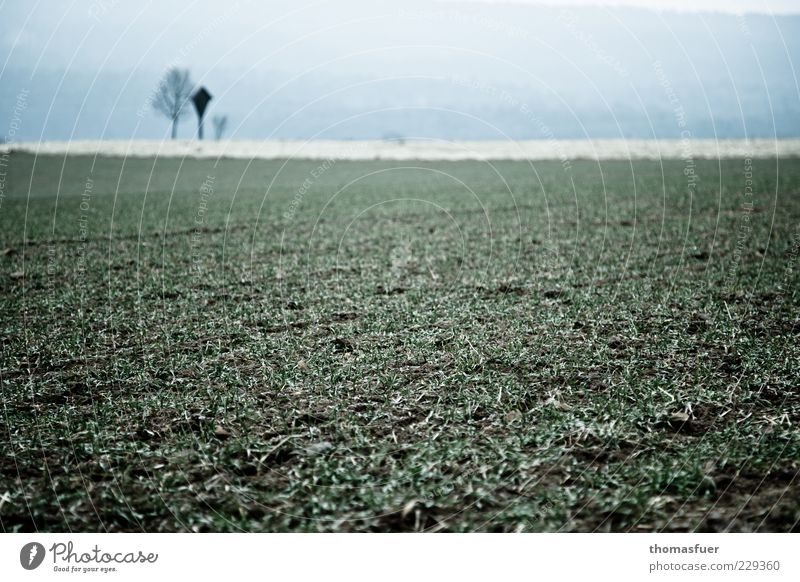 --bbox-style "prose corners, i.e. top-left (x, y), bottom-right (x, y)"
top-left (152, 68), bottom-right (193, 139)
top-left (212, 115), bottom-right (228, 141)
